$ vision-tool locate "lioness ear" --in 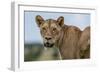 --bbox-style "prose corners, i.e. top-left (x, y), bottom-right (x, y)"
top-left (36, 15), bottom-right (44, 27)
top-left (57, 16), bottom-right (64, 27)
